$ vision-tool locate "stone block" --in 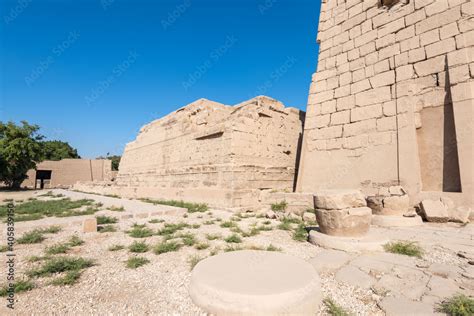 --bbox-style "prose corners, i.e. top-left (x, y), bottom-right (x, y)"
top-left (355, 86), bottom-right (392, 107)
top-left (425, 37), bottom-right (456, 58)
top-left (419, 199), bottom-right (449, 222)
top-left (382, 195), bottom-right (410, 215)
top-left (370, 70), bottom-right (395, 87)
top-left (330, 110), bottom-right (351, 126)
top-left (448, 206), bottom-right (471, 224)
top-left (83, 218), bottom-right (97, 233)
top-left (343, 119), bottom-right (377, 137)
top-left (315, 207), bottom-right (372, 237)
top-left (367, 196), bottom-right (384, 214)
top-left (314, 190), bottom-right (367, 210)
top-left (351, 104), bottom-right (383, 122)
top-left (414, 55), bottom-right (446, 77)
